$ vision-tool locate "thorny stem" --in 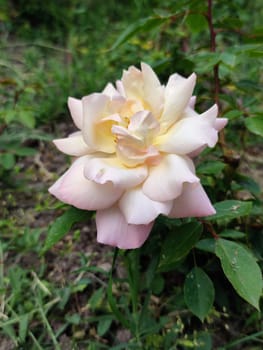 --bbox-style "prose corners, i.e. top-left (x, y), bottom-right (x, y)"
top-left (206, 0), bottom-right (226, 152)
top-left (199, 219), bottom-right (219, 240)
